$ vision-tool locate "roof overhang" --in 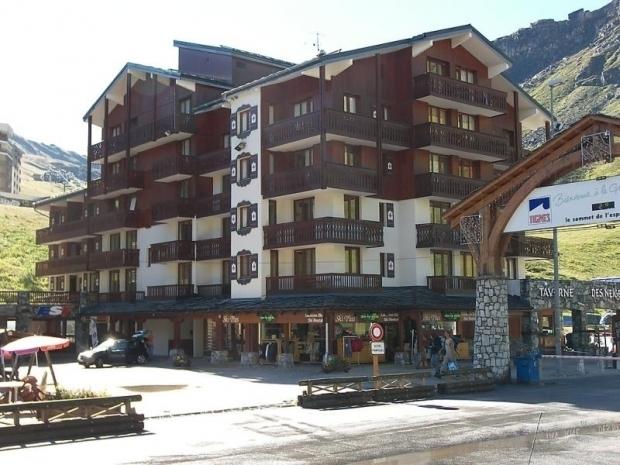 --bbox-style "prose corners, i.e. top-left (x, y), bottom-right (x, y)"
top-left (492, 75), bottom-right (553, 130)
top-left (33, 188), bottom-right (87, 211)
